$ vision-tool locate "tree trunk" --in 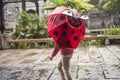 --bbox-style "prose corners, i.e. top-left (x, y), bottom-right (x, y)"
top-left (35, 0), bottom-right (39, 15)
top-left (0, 0), bottom-right (4, 33)
top-left (22, 0), bottom-right (26, 11)
top-left (0, 0), bottom-right (4, 50)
